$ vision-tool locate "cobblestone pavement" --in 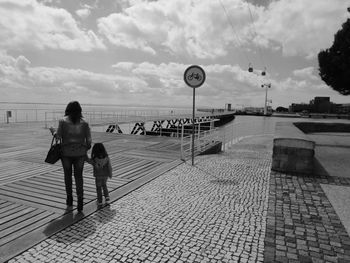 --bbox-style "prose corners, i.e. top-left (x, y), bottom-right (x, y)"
top-left (8, 135), bottom-right (272, 263)
top-left (265, 172), bottom-right (350, 263)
